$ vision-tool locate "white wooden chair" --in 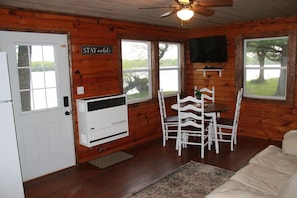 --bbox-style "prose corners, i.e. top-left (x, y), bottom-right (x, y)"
top-left (176, 94), bottom-right (211, 158)
top-left (199, 86), bottom-right (215, 103)
top-left (157, 89), bottom-right (178, 147)
top-left (194, 86), bottom-right (215, 102)
top-left (195, 86), bottom-right (218, 117)
top-left (216, 88), bottom-right (243, 151)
